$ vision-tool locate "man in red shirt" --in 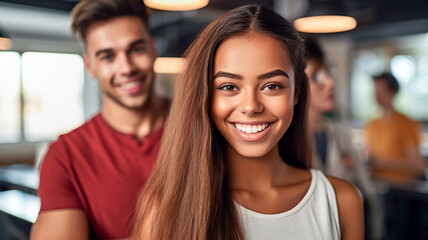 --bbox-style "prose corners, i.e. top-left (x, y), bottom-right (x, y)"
top-left (30, 0), bottom-right (169, 239)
